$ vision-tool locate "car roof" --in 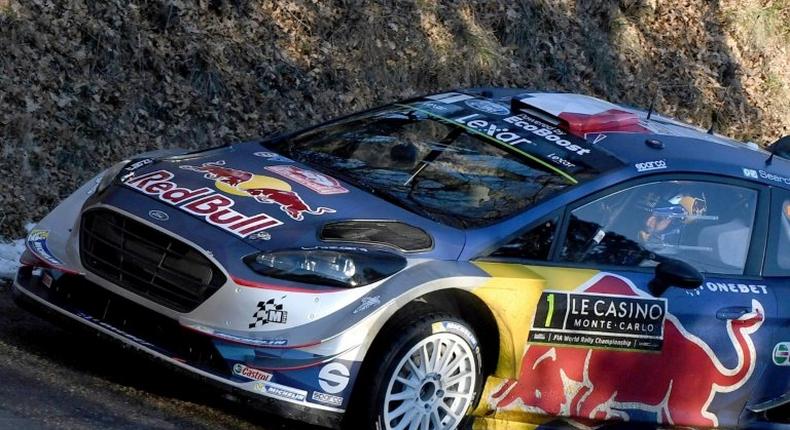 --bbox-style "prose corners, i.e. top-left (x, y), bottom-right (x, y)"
top-left (455, 87), bottom-right (790, 189)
